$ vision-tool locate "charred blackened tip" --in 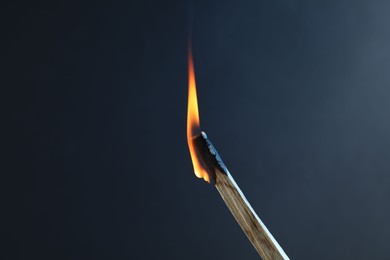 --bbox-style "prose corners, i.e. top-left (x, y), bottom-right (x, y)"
top-left (192, 131), bottom-right (228, 185)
